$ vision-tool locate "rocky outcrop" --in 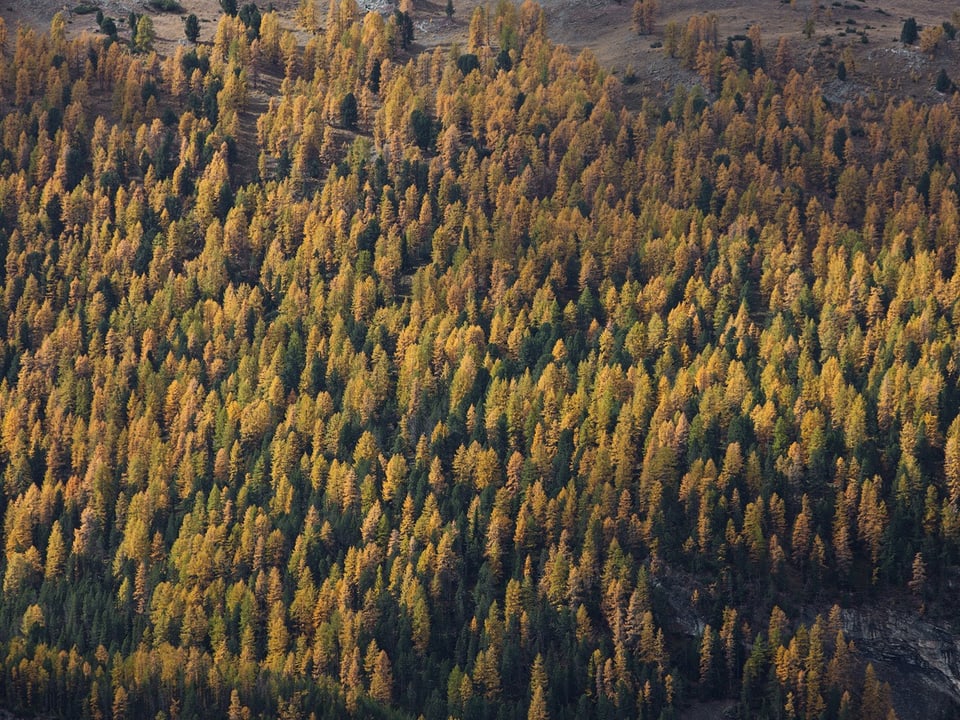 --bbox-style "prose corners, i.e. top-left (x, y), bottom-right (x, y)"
top-left (838, 607), bottom-right (960, 720)
top-left (654, 565), bottom-right (960, 720)
top-left (650, 559), bottom-right (960, 720)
